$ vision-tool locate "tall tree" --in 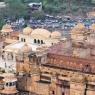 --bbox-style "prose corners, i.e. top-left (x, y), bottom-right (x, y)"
top-left (4, 0), bottom-right (27, 18)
